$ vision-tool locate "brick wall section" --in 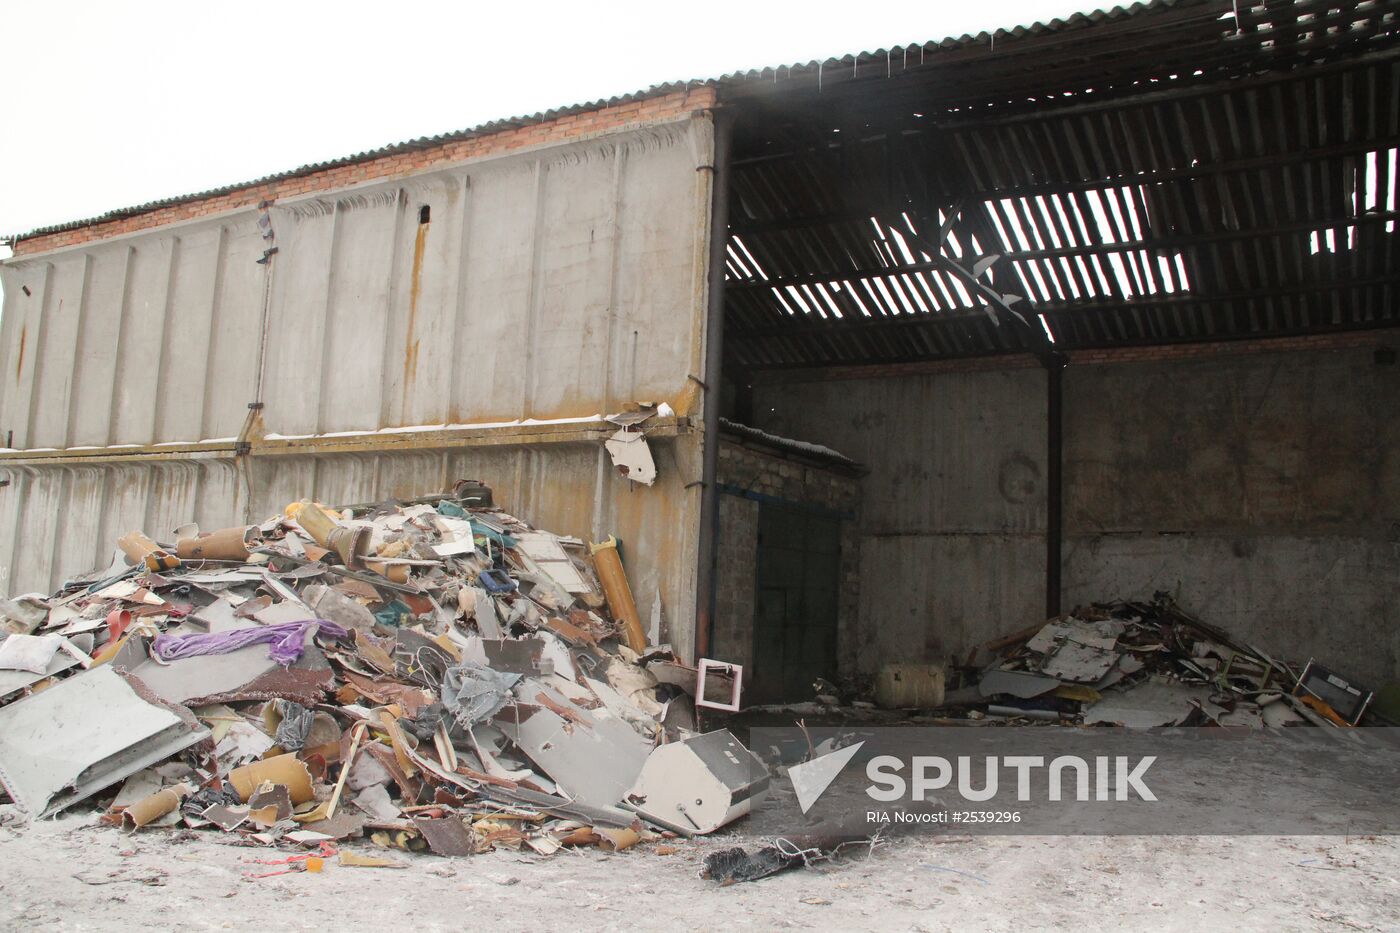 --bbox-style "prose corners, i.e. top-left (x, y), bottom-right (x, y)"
top-left (711, 437), bottom-right (862, 695)
top-left (713, 493), bottom-right (760, 676)
top-left (717, 440), bottom-right (859, 513)
top-left (13, 87), bottom-right (717, 256)
top-left (753, 326), bottom-right (1400, 383)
